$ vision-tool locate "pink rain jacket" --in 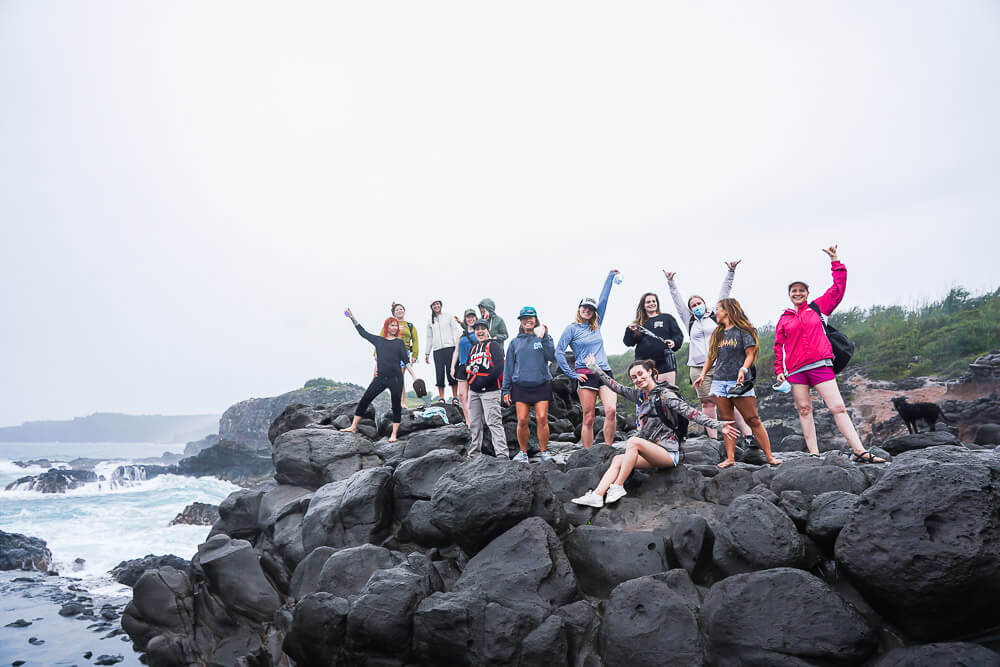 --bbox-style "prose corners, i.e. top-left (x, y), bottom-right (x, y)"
top-left (773, 261), bottom-right (846, 376)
